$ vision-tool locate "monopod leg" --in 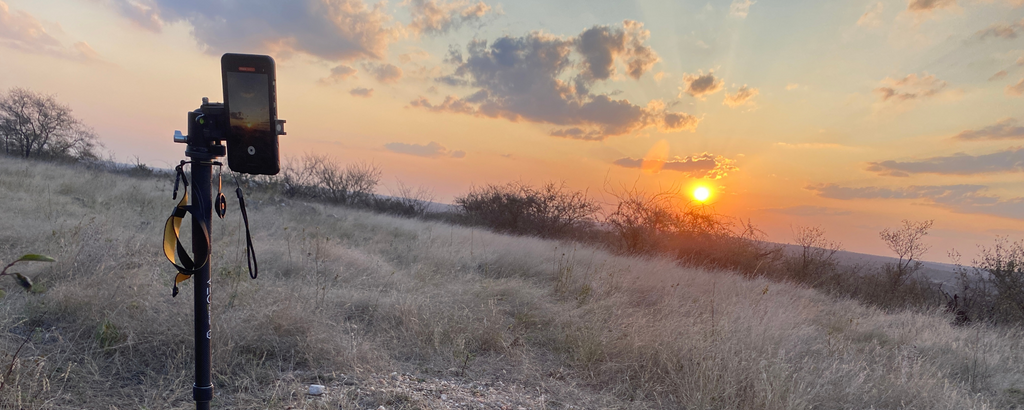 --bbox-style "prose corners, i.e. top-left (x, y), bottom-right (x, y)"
top-left (191, 161), bottom-right (214, 410)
